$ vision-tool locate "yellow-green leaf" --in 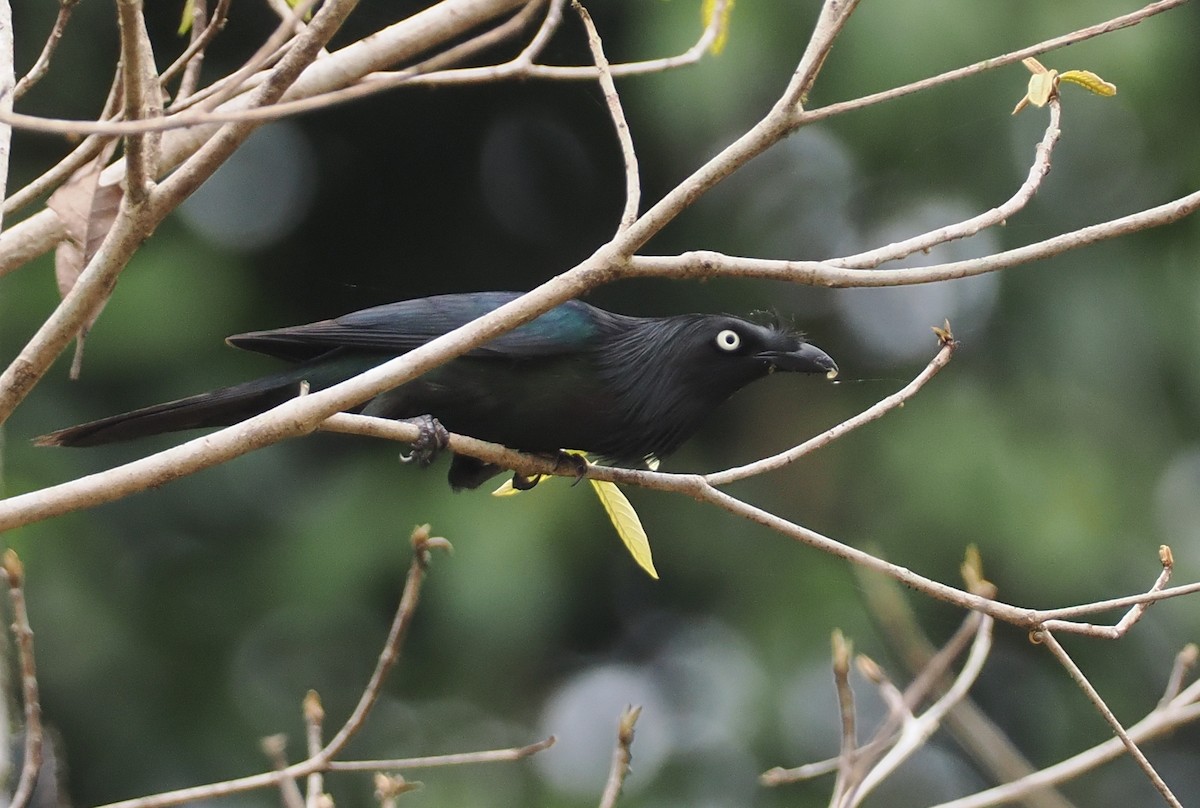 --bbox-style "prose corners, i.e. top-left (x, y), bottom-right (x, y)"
top-left (1025, 69), bottom-right (1059, 108)
top-left (1058, 70), bottom-right (1117, 97)
top-left (590, 479), bottom-right (658, 579)
top-left (178, 0), bottom-right (194, 35)
top-left (701, 0), bottom-right (735, 55)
